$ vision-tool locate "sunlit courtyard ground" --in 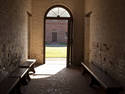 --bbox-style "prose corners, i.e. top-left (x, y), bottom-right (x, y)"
top-left (45, 43), bottom-right (67, 58)
top-left (30, 58), bottom-right (66, 79)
